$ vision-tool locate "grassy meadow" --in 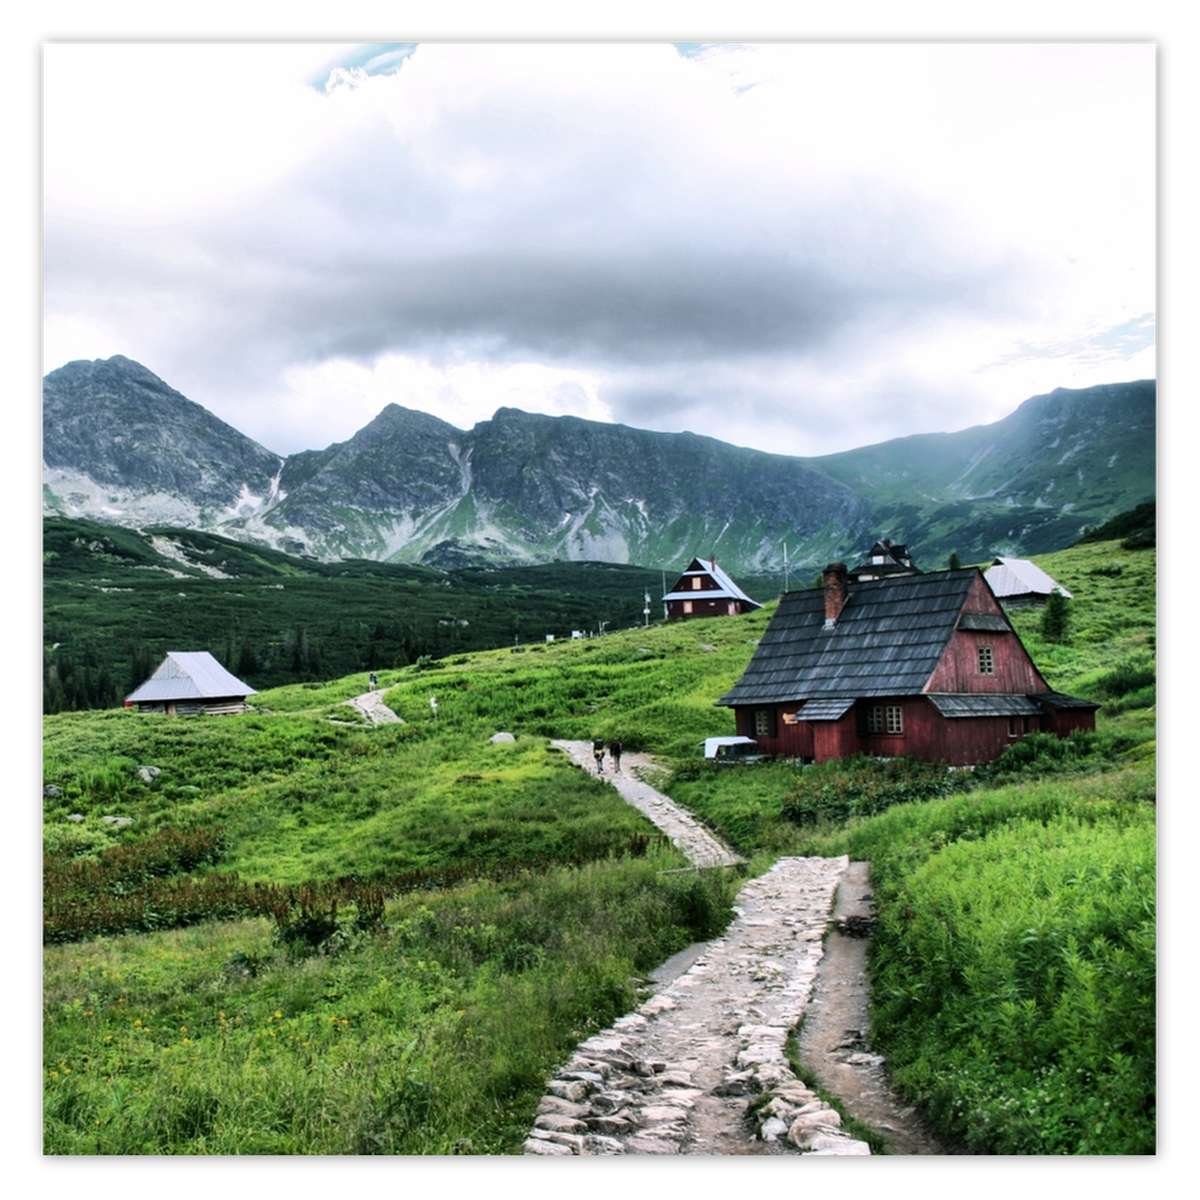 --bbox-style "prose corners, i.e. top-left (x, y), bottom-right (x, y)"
top-left (42, 536), bottom-right (1156, 1154)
